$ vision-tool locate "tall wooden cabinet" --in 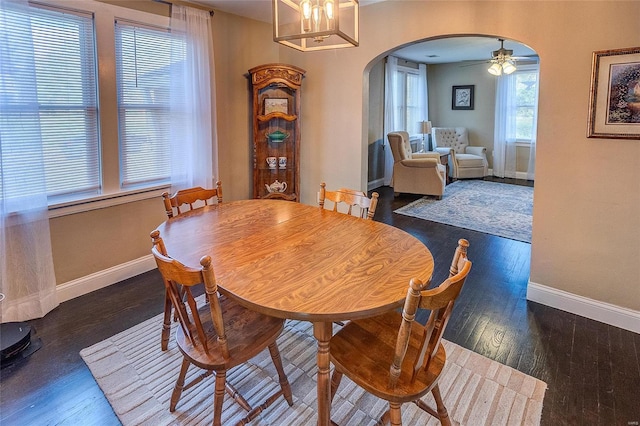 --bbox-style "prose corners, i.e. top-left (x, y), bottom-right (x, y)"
top-left (248, 64), bottom-right (305, 201)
